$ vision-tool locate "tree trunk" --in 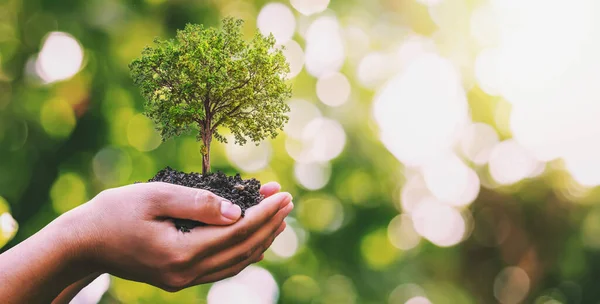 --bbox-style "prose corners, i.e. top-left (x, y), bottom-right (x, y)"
top-left (201, 129), bottom-right (212, 175)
